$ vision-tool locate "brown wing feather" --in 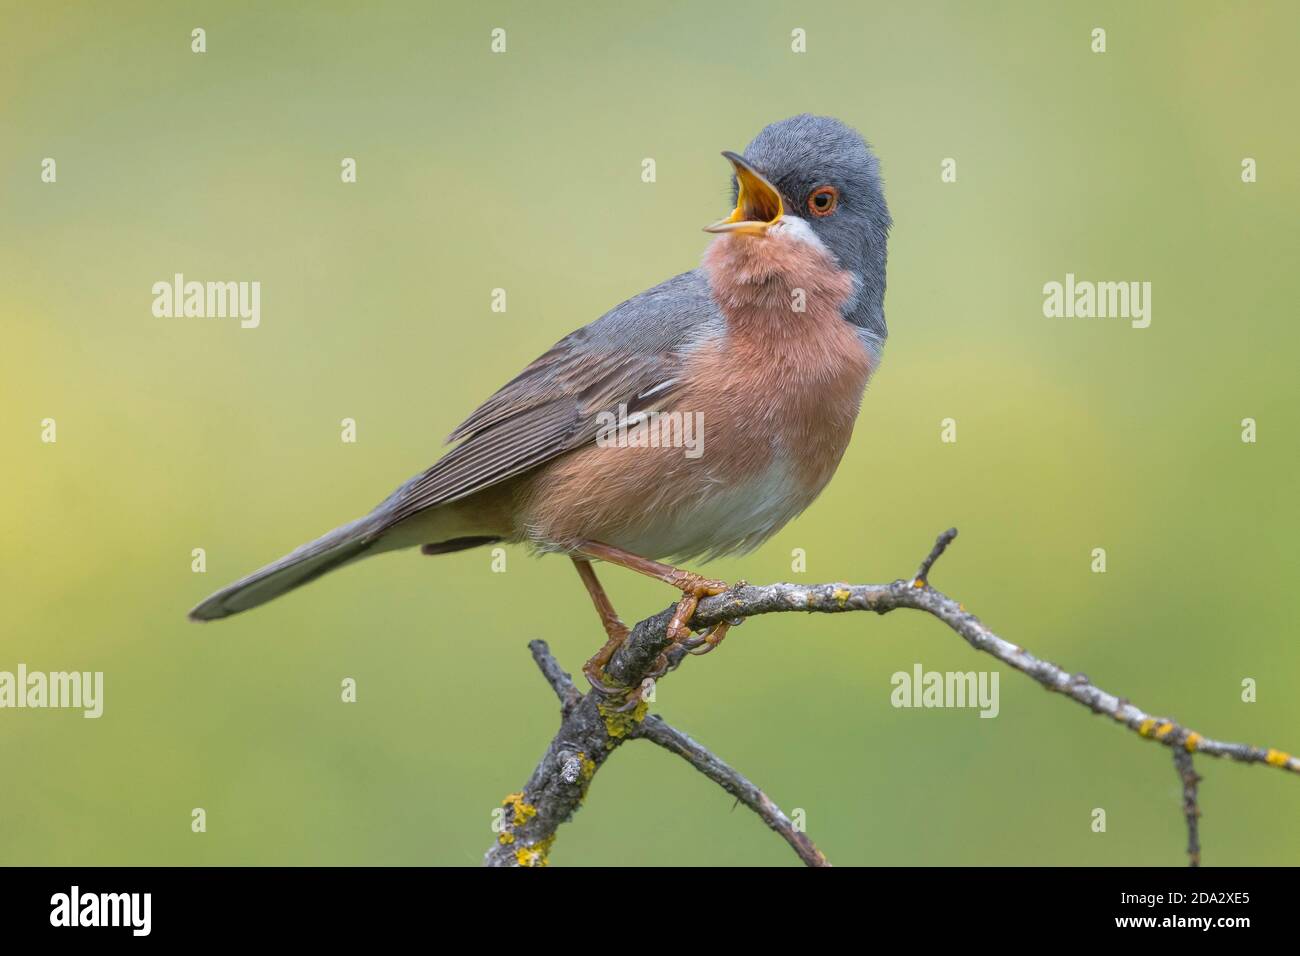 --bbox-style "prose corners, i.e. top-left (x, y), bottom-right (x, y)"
top-left (381, 269), bottom-right (723, 527)
top-left (383, 348), bottom-right (680, 523)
